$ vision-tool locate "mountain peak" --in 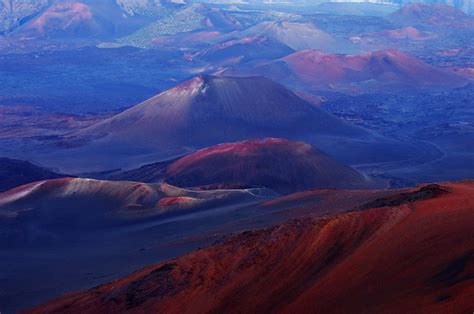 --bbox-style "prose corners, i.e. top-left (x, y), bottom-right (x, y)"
top-left (389, 3), bottom-right (474, 27)
top-left (23, 1), bottom-right (94, 37)
top-left (241, 21), bottom-right (339, 51)
top-left (74, 75), bottom-right (366, 160)
top-left (163, 75), bottom-right (208, 98)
